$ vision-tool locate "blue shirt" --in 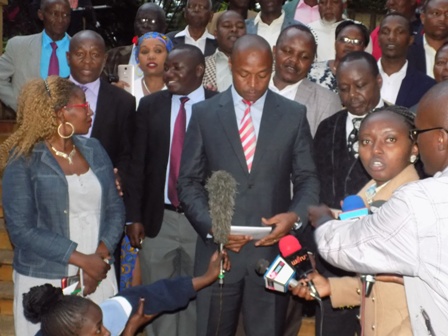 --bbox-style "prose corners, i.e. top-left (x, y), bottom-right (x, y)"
top-left (40, 30), bottom-right (70, 79)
